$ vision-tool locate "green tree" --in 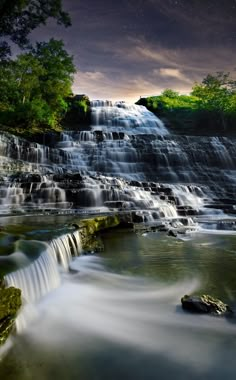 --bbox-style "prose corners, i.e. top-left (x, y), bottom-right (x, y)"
top-left (14, 53), bottom-right (45, 104)
top-left (0, 39), bottom-right (76, 132)
top-left (161, 89), bottom-right (179, 98)
top-left (0, 0), bottom-right (71, 59)
top-left (32, 39), bottom-right (76, 113)
top-left (192, 72), bottom-right (236, 130)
